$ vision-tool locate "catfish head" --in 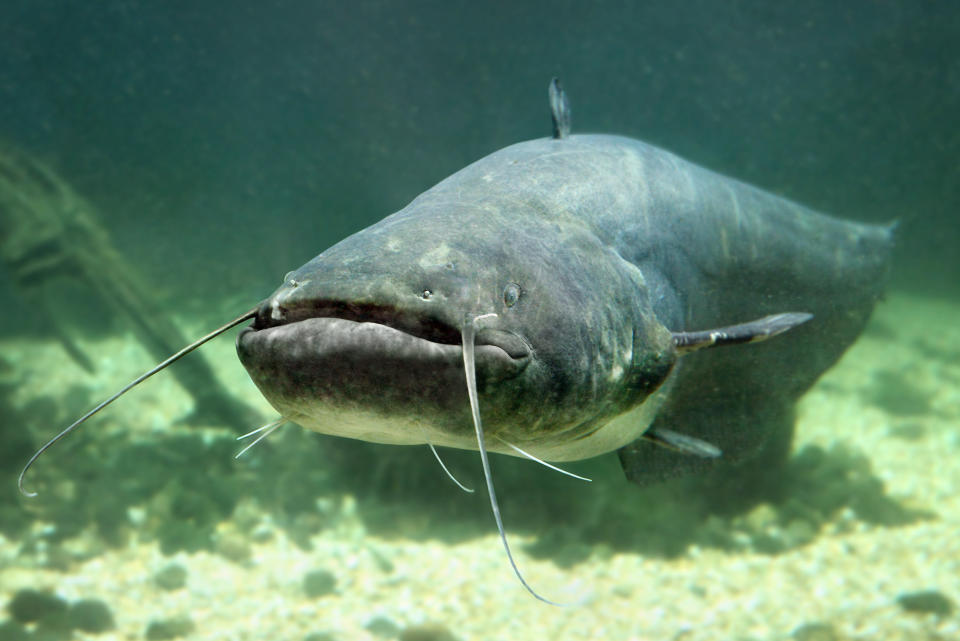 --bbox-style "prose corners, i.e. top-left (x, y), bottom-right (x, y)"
top-left (236, 195), bottom-right (678, 463)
